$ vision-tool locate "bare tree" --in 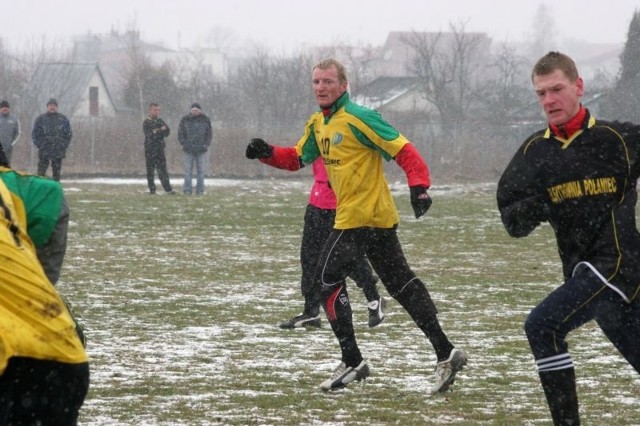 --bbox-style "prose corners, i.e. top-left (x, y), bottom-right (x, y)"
top-left (204, 26), bottom-right (238, 56)
top-left (0, 39), bottom-right (26, 103)
top-left (121, 29), bottom-right (150, 120)
top-left (481, 42), bottom-right (529, 121)
top-left (230, 50), bottom-right (315, 133)
top-left (402, 22), bottom-right (488, 140)
top-left (173, 49), bottom-right (208, 101)
top-left (120, 29), bottom-right (183, 120)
